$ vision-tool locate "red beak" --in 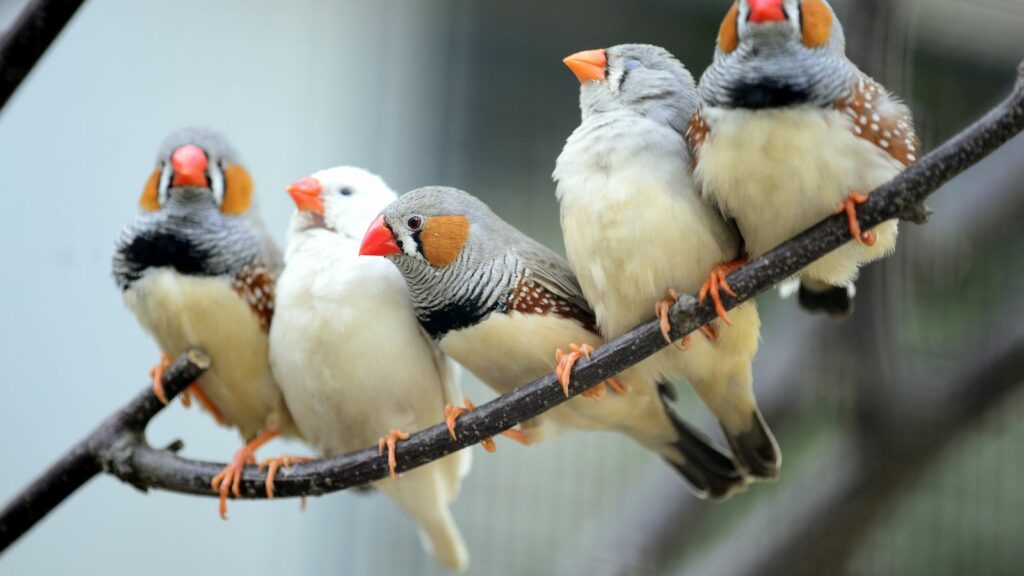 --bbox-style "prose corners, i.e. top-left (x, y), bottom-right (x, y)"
top-left (748, 0), bottom-right (786, 23)
top-left (563, 49), bottom-right (607, 84)
top-left (171, 144), bottom-right (209, 187)
top-left (286, 176), bottom-right (324, 214)
top-left (359, 214), bottom-right (401, 256)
